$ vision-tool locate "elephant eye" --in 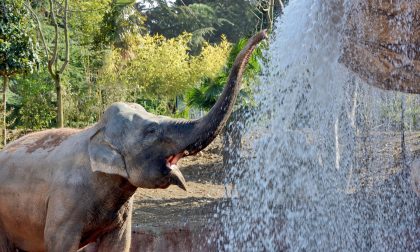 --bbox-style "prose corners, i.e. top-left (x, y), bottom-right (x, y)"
top-left (144, 124), bottom-right (159, 137)
top-left (146, 128), bottom-right (156, 134)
